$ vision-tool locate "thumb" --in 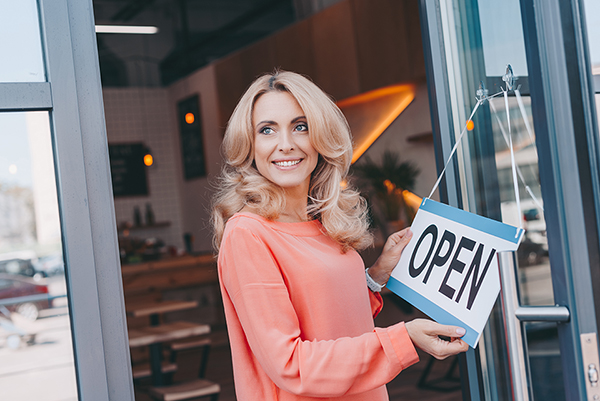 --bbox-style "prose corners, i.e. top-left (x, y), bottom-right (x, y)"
top-left (442, 325), bottom-right (466, 338)
top-left (389, 228), bottom-right (413, 250)
top-left (425, 321), bottom-right (466, 338)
